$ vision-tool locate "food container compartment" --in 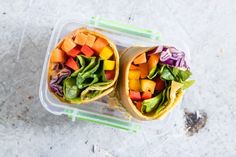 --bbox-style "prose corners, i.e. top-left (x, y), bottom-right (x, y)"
top-left (39, 16), bottom-right (189, 132)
